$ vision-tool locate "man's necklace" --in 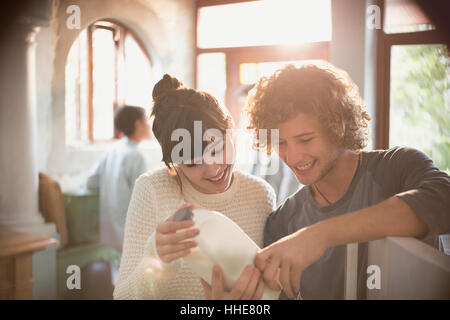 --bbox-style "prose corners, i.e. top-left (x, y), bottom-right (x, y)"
top-left (313, 152), bottom-right (362, 206)
top-left (314, 183), bottom-right (332, 205)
